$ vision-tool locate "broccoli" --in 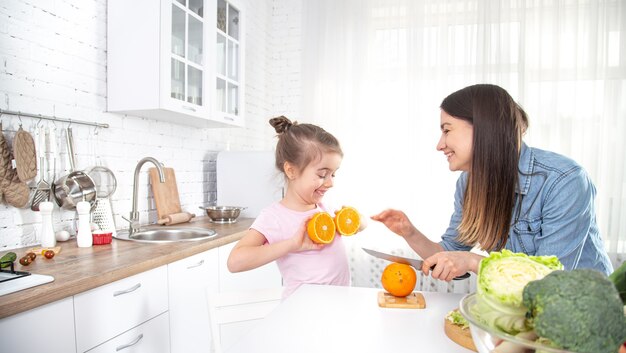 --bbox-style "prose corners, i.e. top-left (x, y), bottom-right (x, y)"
top-left (609, 261), bottom-right (626, 305)
top-left (522, 269), bottom-right (626, 353)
